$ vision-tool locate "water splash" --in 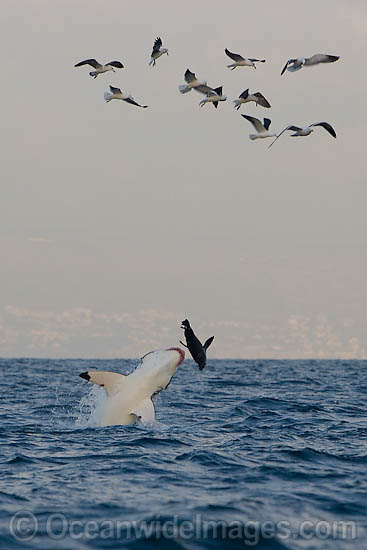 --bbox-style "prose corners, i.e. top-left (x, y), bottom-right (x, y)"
top-left (74, 385), bottom-right (107, 428)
